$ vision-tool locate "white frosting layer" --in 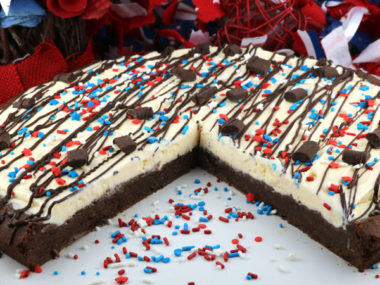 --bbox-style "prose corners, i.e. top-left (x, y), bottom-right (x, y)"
top-left (0, 45), bottom-right (379, 227)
